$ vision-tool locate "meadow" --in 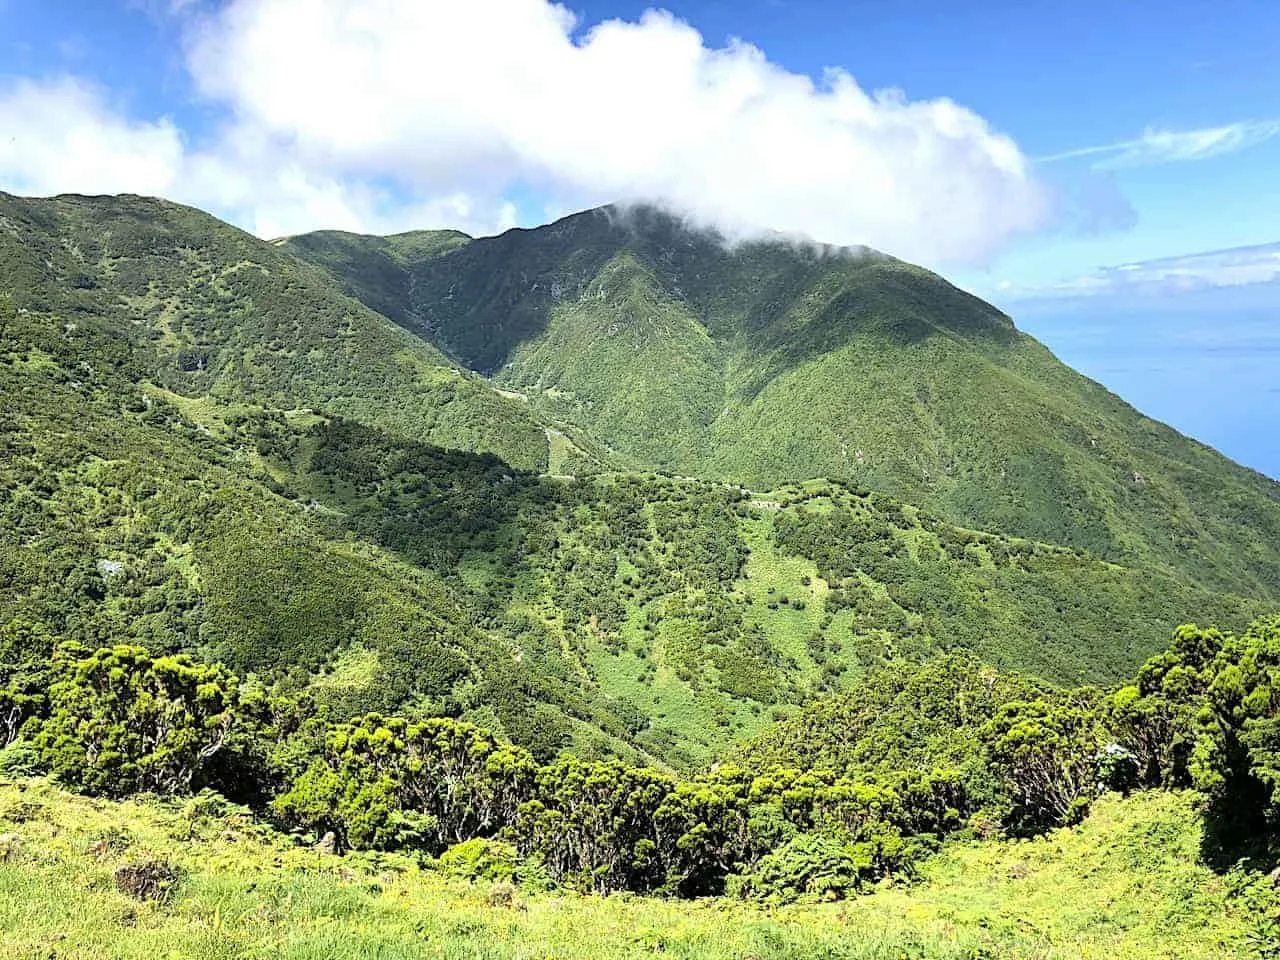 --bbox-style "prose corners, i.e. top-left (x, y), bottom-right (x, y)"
top-left (0, 779), bottom-right (1270, 960)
